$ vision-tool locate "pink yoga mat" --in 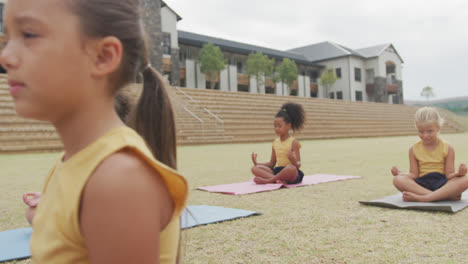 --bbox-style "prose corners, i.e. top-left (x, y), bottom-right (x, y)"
top-left (197, 174), bottom-right (361, 195)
